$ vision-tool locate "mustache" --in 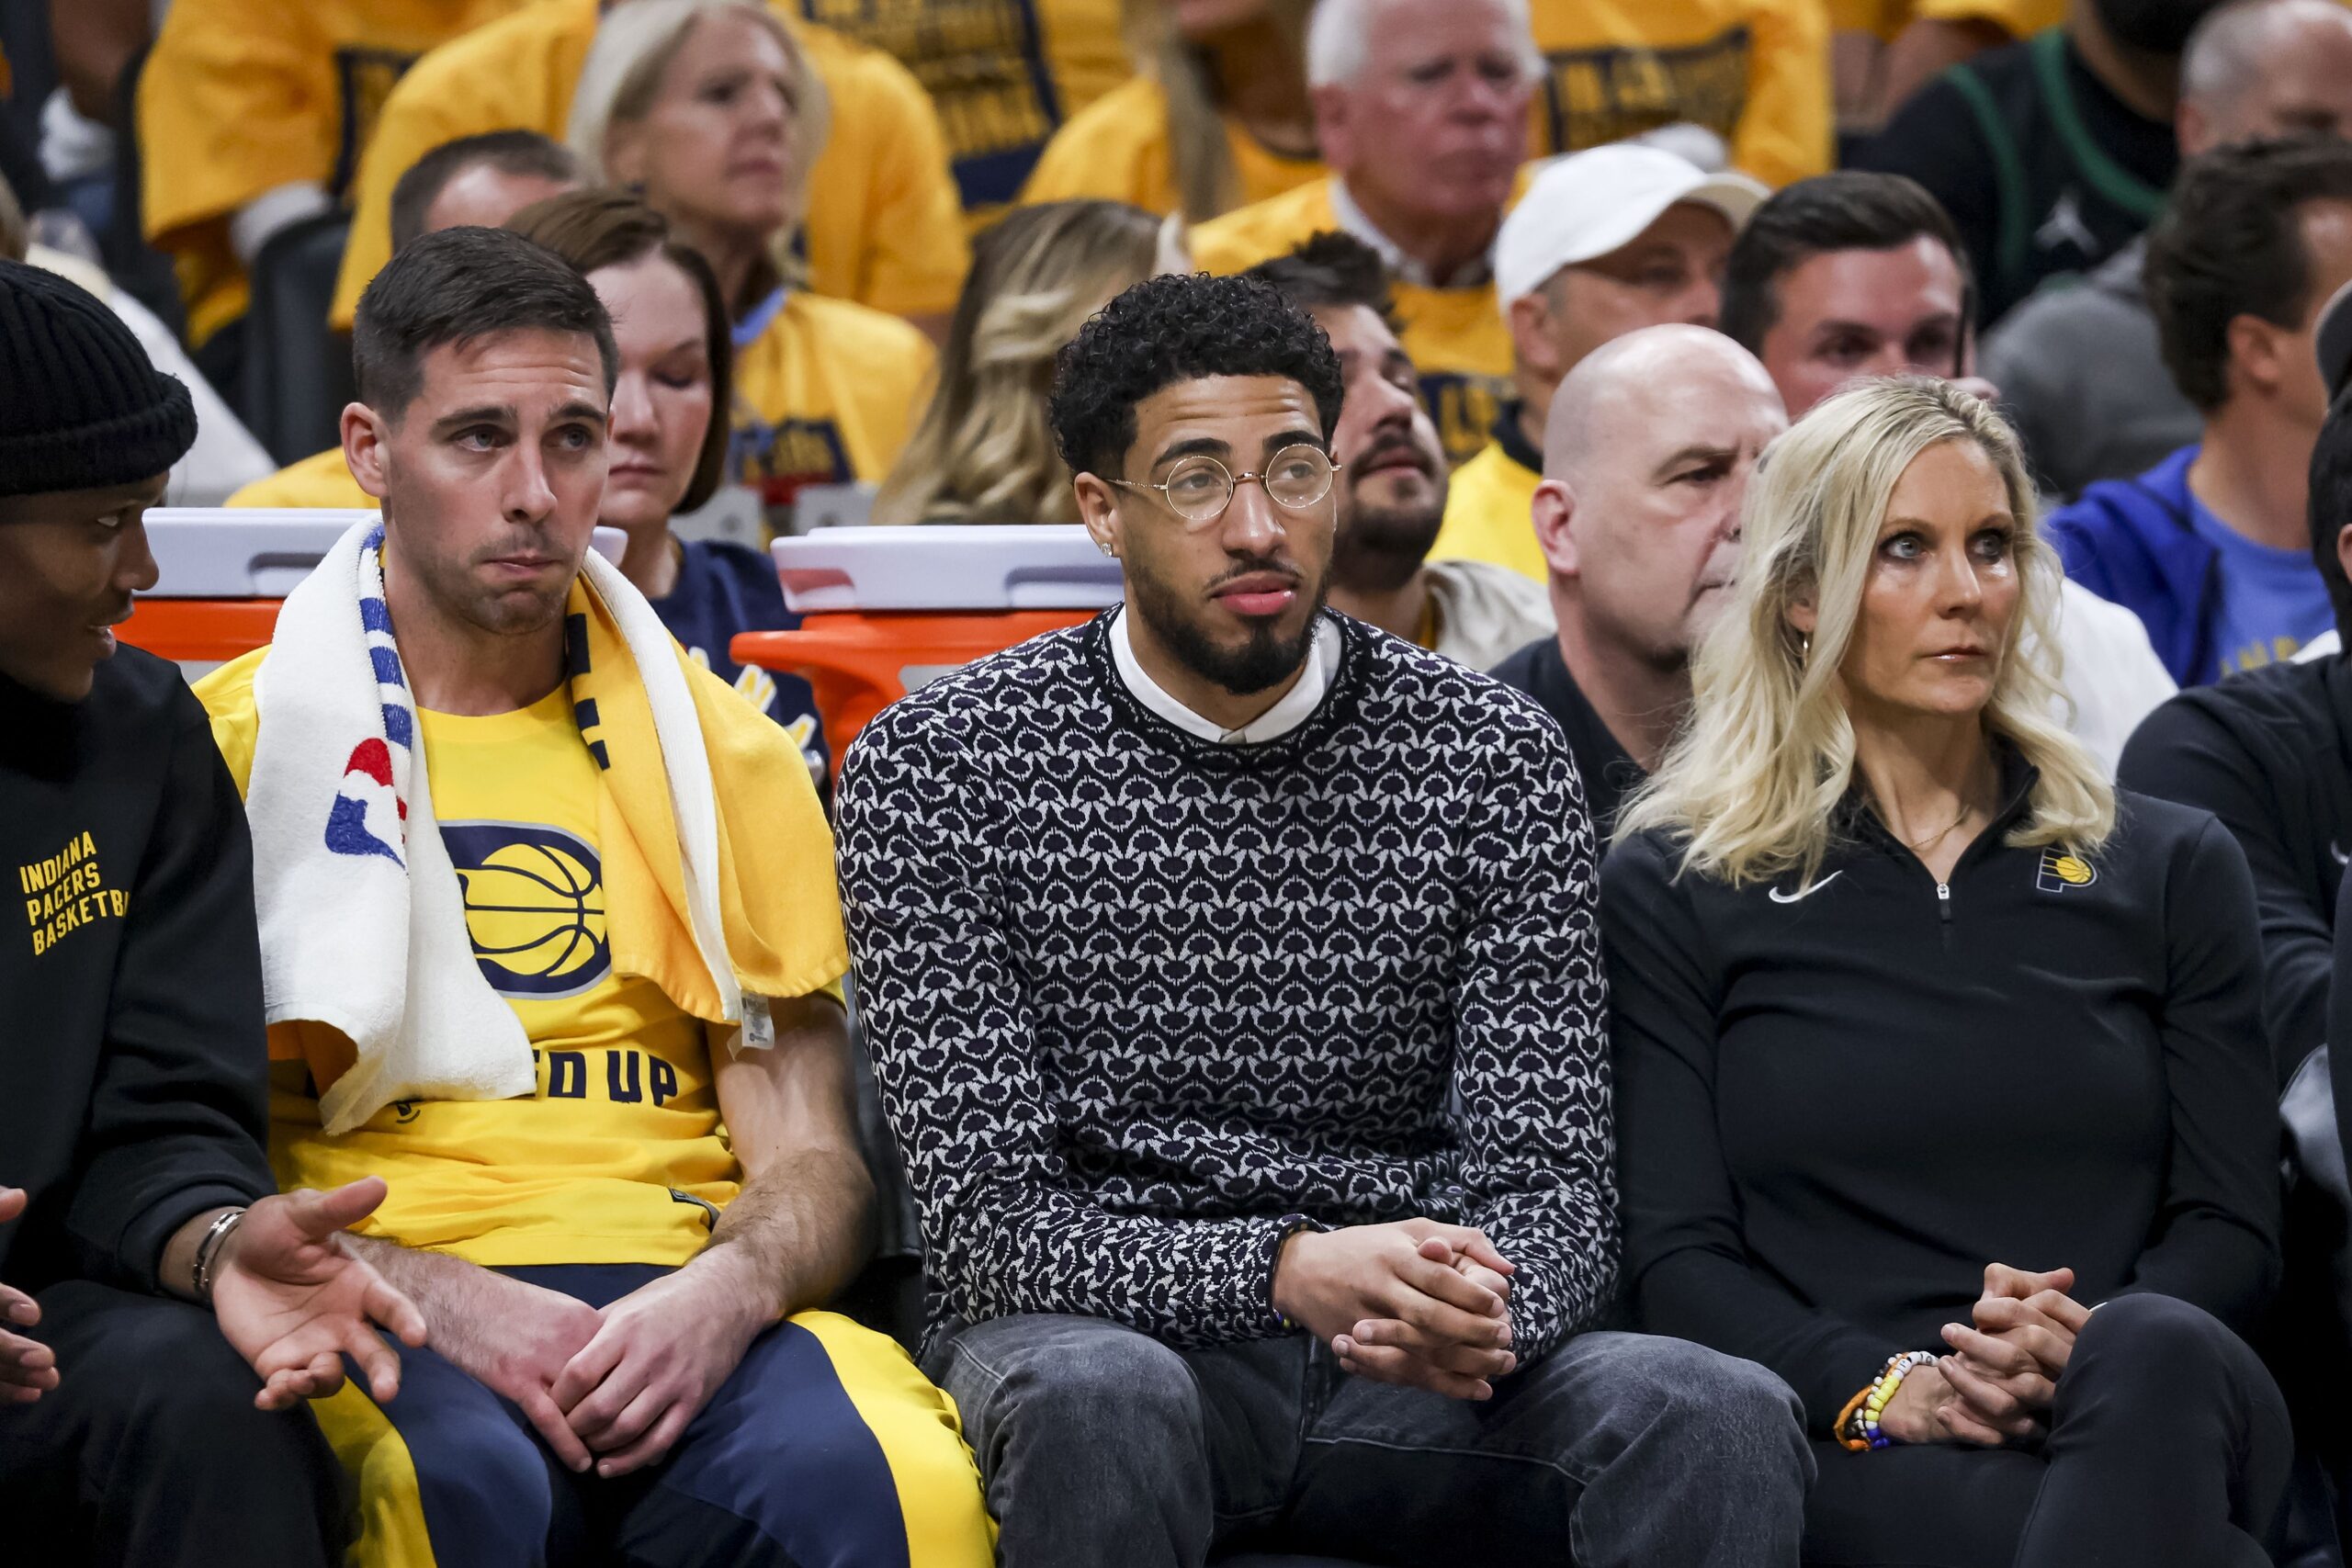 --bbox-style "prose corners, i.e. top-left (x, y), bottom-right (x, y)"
top-left (1206, 555), bottom-right (1302, 591)
top-left (1350, 431), bottom-right (1433, 479)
